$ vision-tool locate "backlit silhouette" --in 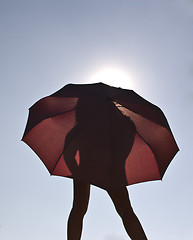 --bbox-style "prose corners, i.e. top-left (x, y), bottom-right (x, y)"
top-left (22, 83), bottom-right (179, 240)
